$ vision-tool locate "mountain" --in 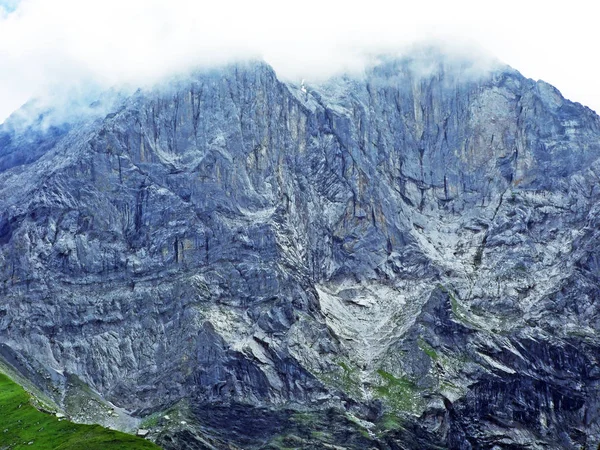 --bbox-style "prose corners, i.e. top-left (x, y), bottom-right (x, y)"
top-left (0, 372), bottom-right (160, 449)
top-left (1, 51), bottom-right (600, 449)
